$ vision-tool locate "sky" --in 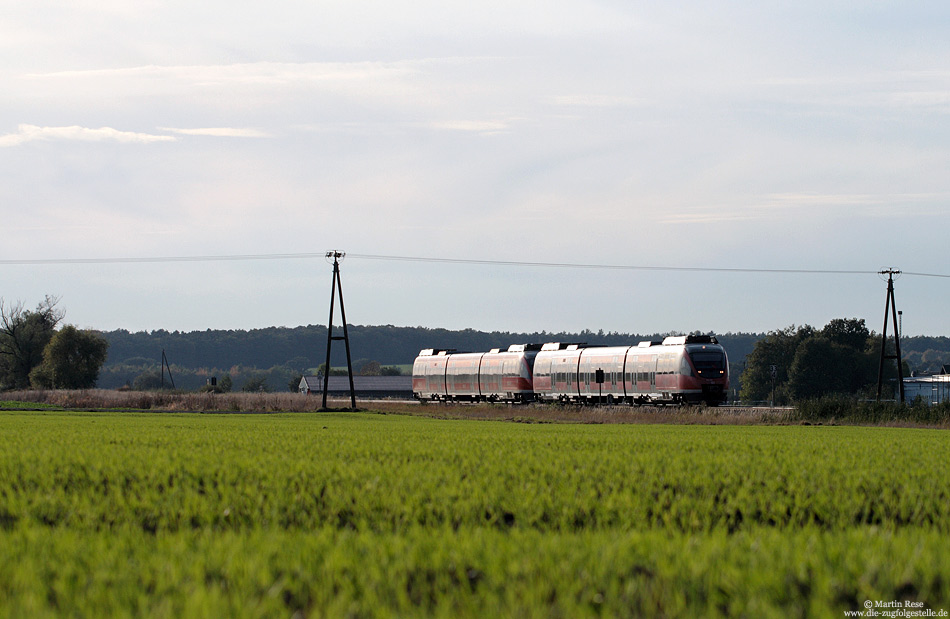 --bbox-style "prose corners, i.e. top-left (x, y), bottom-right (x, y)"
top-left (2, 1), bottom-right (950, 337)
